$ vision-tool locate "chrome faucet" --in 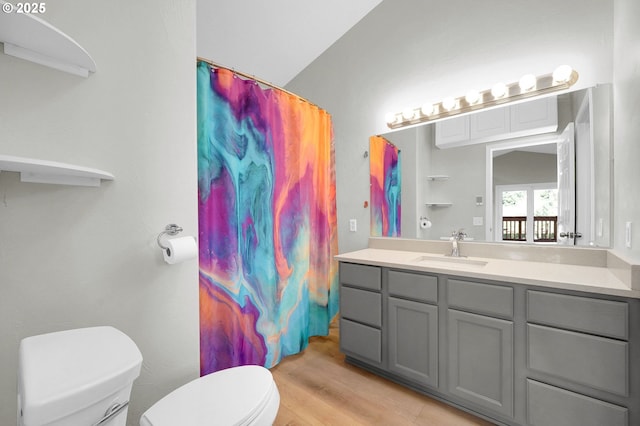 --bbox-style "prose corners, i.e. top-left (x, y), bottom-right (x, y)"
top-left (450, 229), bottom-right (467, 257)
